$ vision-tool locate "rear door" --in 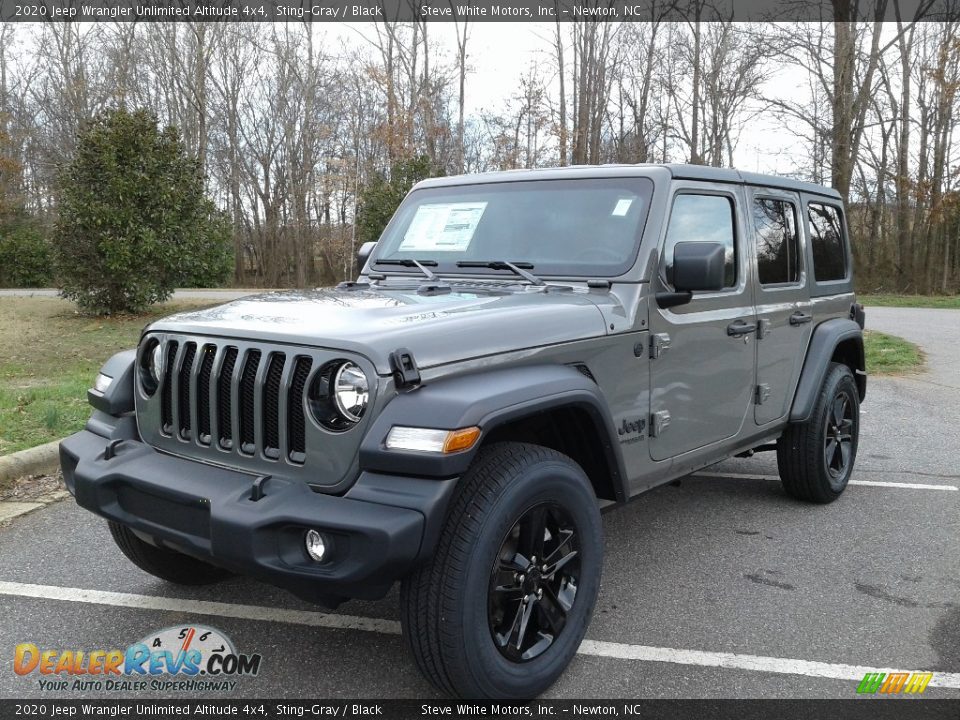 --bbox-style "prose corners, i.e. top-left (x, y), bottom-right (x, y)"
top-left (648, 182), bottom-right (757, 461)
top-left (748, 186), bottom-right (813, 425)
